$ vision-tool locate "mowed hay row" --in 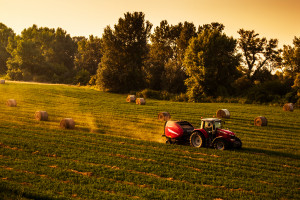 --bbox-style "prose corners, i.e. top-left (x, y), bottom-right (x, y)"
top-left (60, 118), bottom-right (75, 129)
top-left (254, 116), bottom-right (268, 126)
top-left (126, 95), bottom-right (136, 103)
top-left (216, 109), bottom-right (230, 119)
top-left (136, 98), bottom-right (146, 105)
top-left (35, 111), bottom-right (48, 121)
top-left (0, 80), bottom-right (5, 84)
top-left (283, 103), bottom-right (294, 111)
top-left (158, 112), bottom-right (171, 121)
top-left (6, 99), bottom-right (17, 107)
